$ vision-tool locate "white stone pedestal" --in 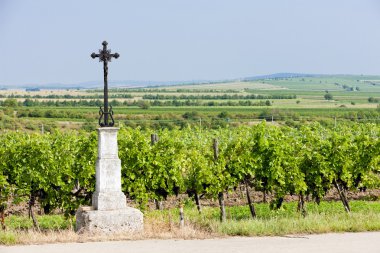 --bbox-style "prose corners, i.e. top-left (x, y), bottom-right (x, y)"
top-left (76, 127), bottom-right (143, 234)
